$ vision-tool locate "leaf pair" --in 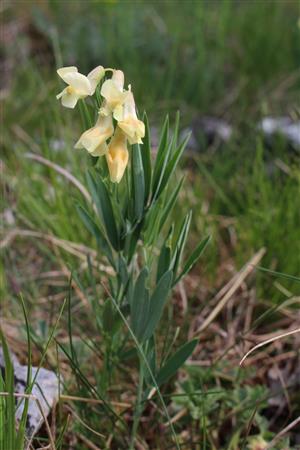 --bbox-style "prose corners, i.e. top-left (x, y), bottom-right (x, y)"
top-left (130, 269), bottom-right (173, 343)
top-left (157, 210), bottom-right (211, 286)
top-left (151, 115), bottom-right (190, 204)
